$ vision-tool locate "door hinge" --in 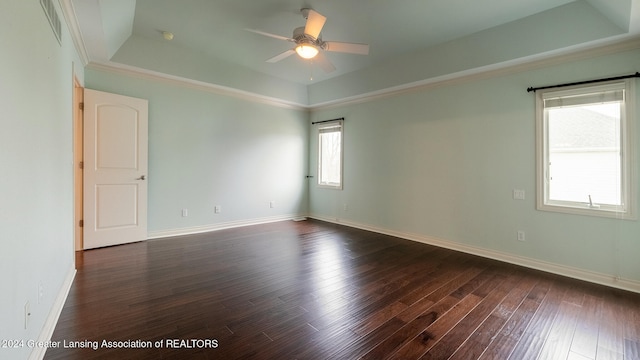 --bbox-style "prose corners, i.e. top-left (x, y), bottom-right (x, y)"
top-left (79, 102), bottom-right (84, 110)
top-left (79, 161), bottom-right (83, 169)
top-left (79, 220), bottom-right (84, 227)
